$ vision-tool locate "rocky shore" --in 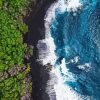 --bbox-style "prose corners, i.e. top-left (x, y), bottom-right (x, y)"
top-left (24, 0), bottom-right (56, 100)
